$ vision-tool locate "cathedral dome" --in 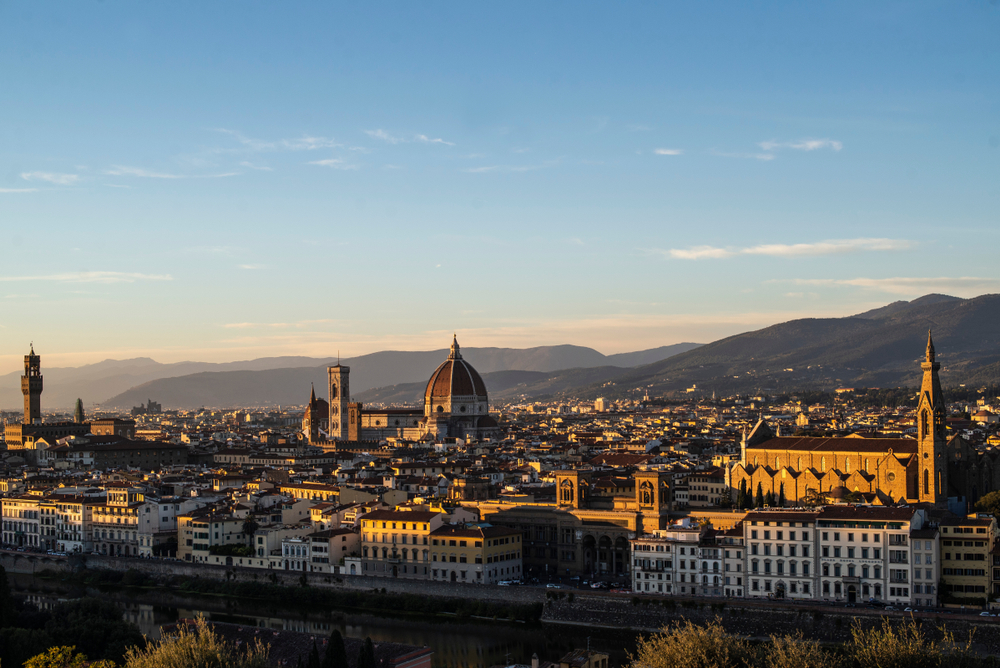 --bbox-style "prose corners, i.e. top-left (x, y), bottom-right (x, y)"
top-left (424, 337), bottom-right (489, 417)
